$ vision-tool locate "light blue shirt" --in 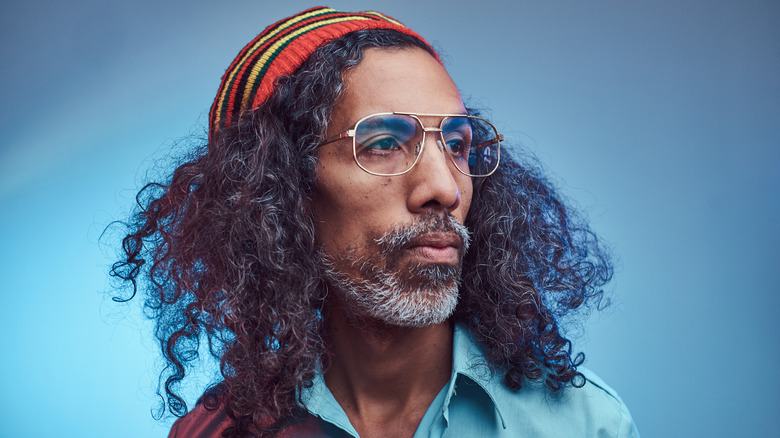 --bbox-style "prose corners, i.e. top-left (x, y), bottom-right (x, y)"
top-left (299, 325), bottom-right (640, 437)
top-left (170, 325), bottom-right (639, 437)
